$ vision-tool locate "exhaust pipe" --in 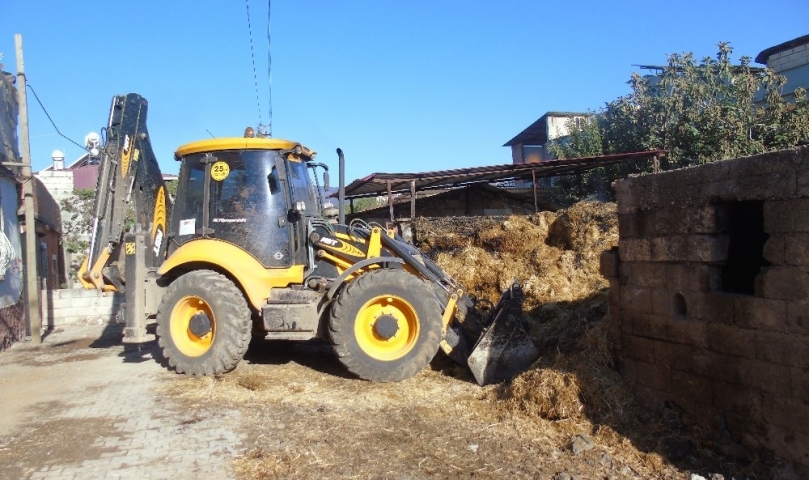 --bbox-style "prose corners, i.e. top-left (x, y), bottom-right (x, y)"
top-left (337, 148), bottom-right (345, 225)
